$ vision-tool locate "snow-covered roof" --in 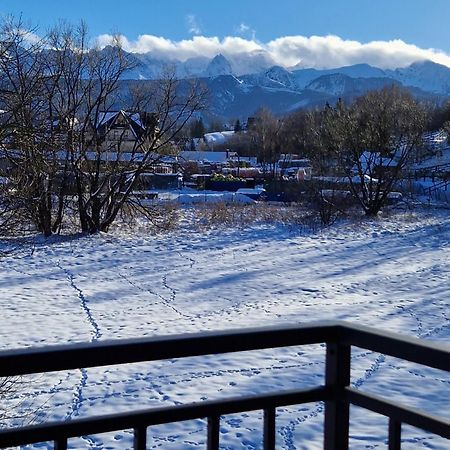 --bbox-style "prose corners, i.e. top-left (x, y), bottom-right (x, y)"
top-left (129, 113), bottom-right (142, 128)
top-left (173, 192), bottom-right (255, 204)
top-left (203, 131), bottom-right (235, 145)
top-left (313, 175), bottom-right (378, 184)
top-left (53, 150), bottom-right (165, 163)
top-left (355, 151), bottom-right (399, 174)
top-left (422, 130), bottom-right (448, 148)
top-left (96, 111), bottom-right (118, 128)
top-left (411, 146), bottom-right (450, 170)
top-left (229, 155), bottom-right (258, 166)
top-left (179, 151), bottom-right (235, 163)
top-left (95, 110), bottom-right (154, 140)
